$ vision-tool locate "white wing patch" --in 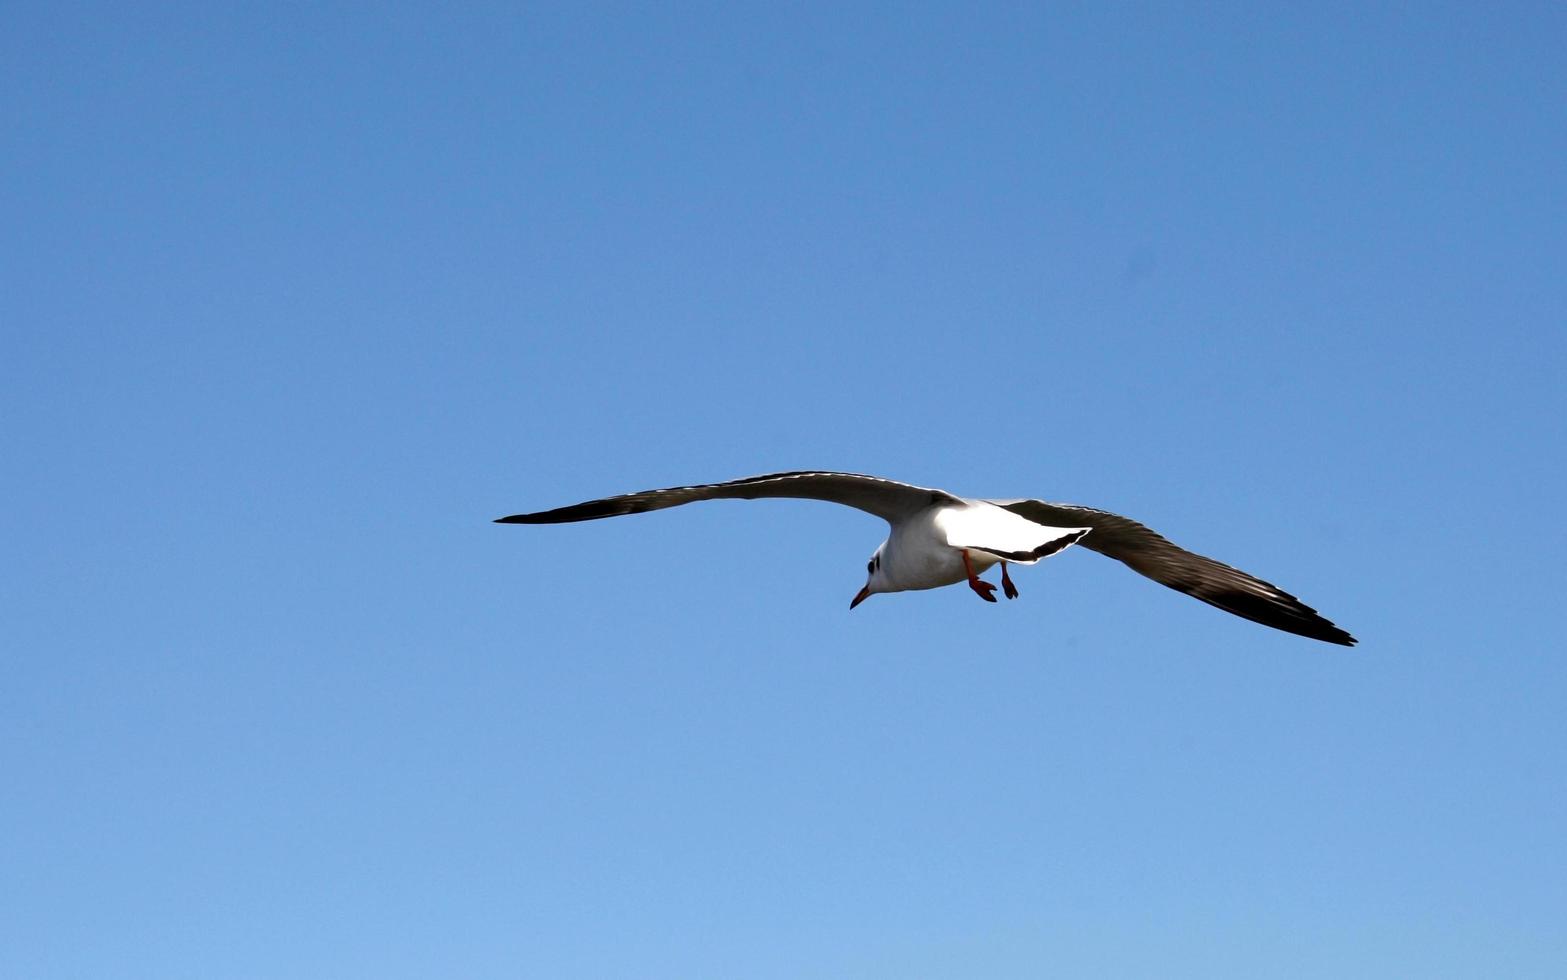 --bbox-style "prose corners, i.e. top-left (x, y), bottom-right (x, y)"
top-left (936, 503), bottom-right (1090, 564)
